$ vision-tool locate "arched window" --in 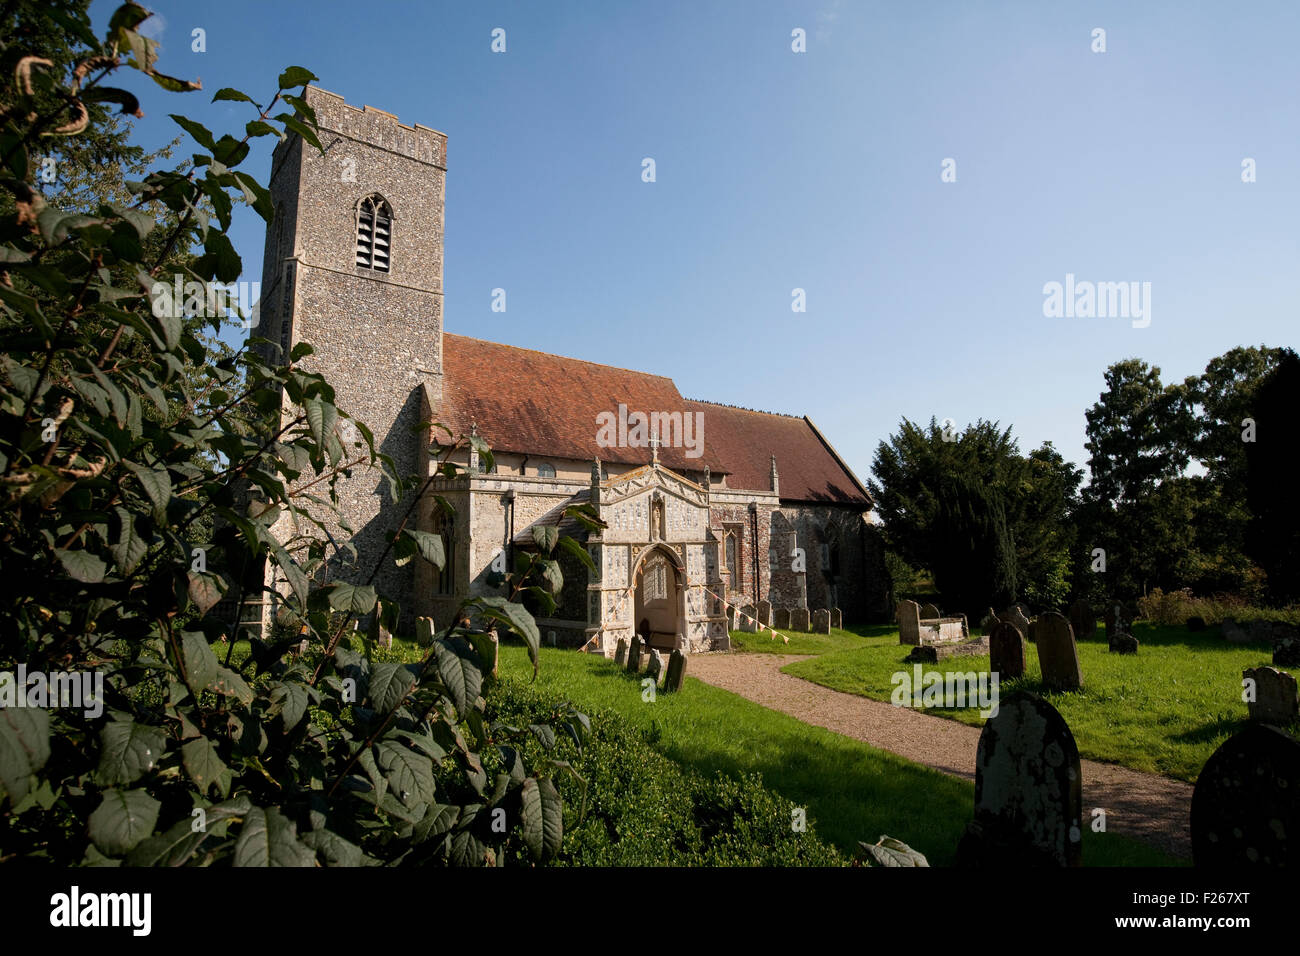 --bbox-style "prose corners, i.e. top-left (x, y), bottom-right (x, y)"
top-left (535, 462), bottom-right (556, 478)
top-left (725, 532), bottom-right (738, 586)
top-left (355, 195), bottom-right (392, 272)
